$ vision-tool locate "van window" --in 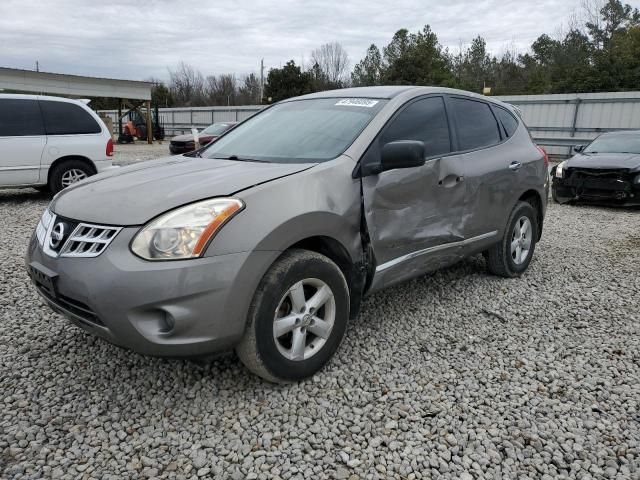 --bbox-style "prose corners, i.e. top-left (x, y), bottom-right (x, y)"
top-left (40, 101), bottom-right (101, 135)
top-left (450, 98), bottom-right (501, 151)
top-left (494, 106), bottom-right (519, 137)
top-left (381, 97), bottom-right (451, 157)
top-left (0, 99), bottom-right (45, 136)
